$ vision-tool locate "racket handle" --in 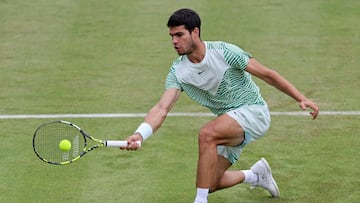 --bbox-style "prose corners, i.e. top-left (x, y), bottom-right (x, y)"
top-left (105, 140), bottom-right (141, 148)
